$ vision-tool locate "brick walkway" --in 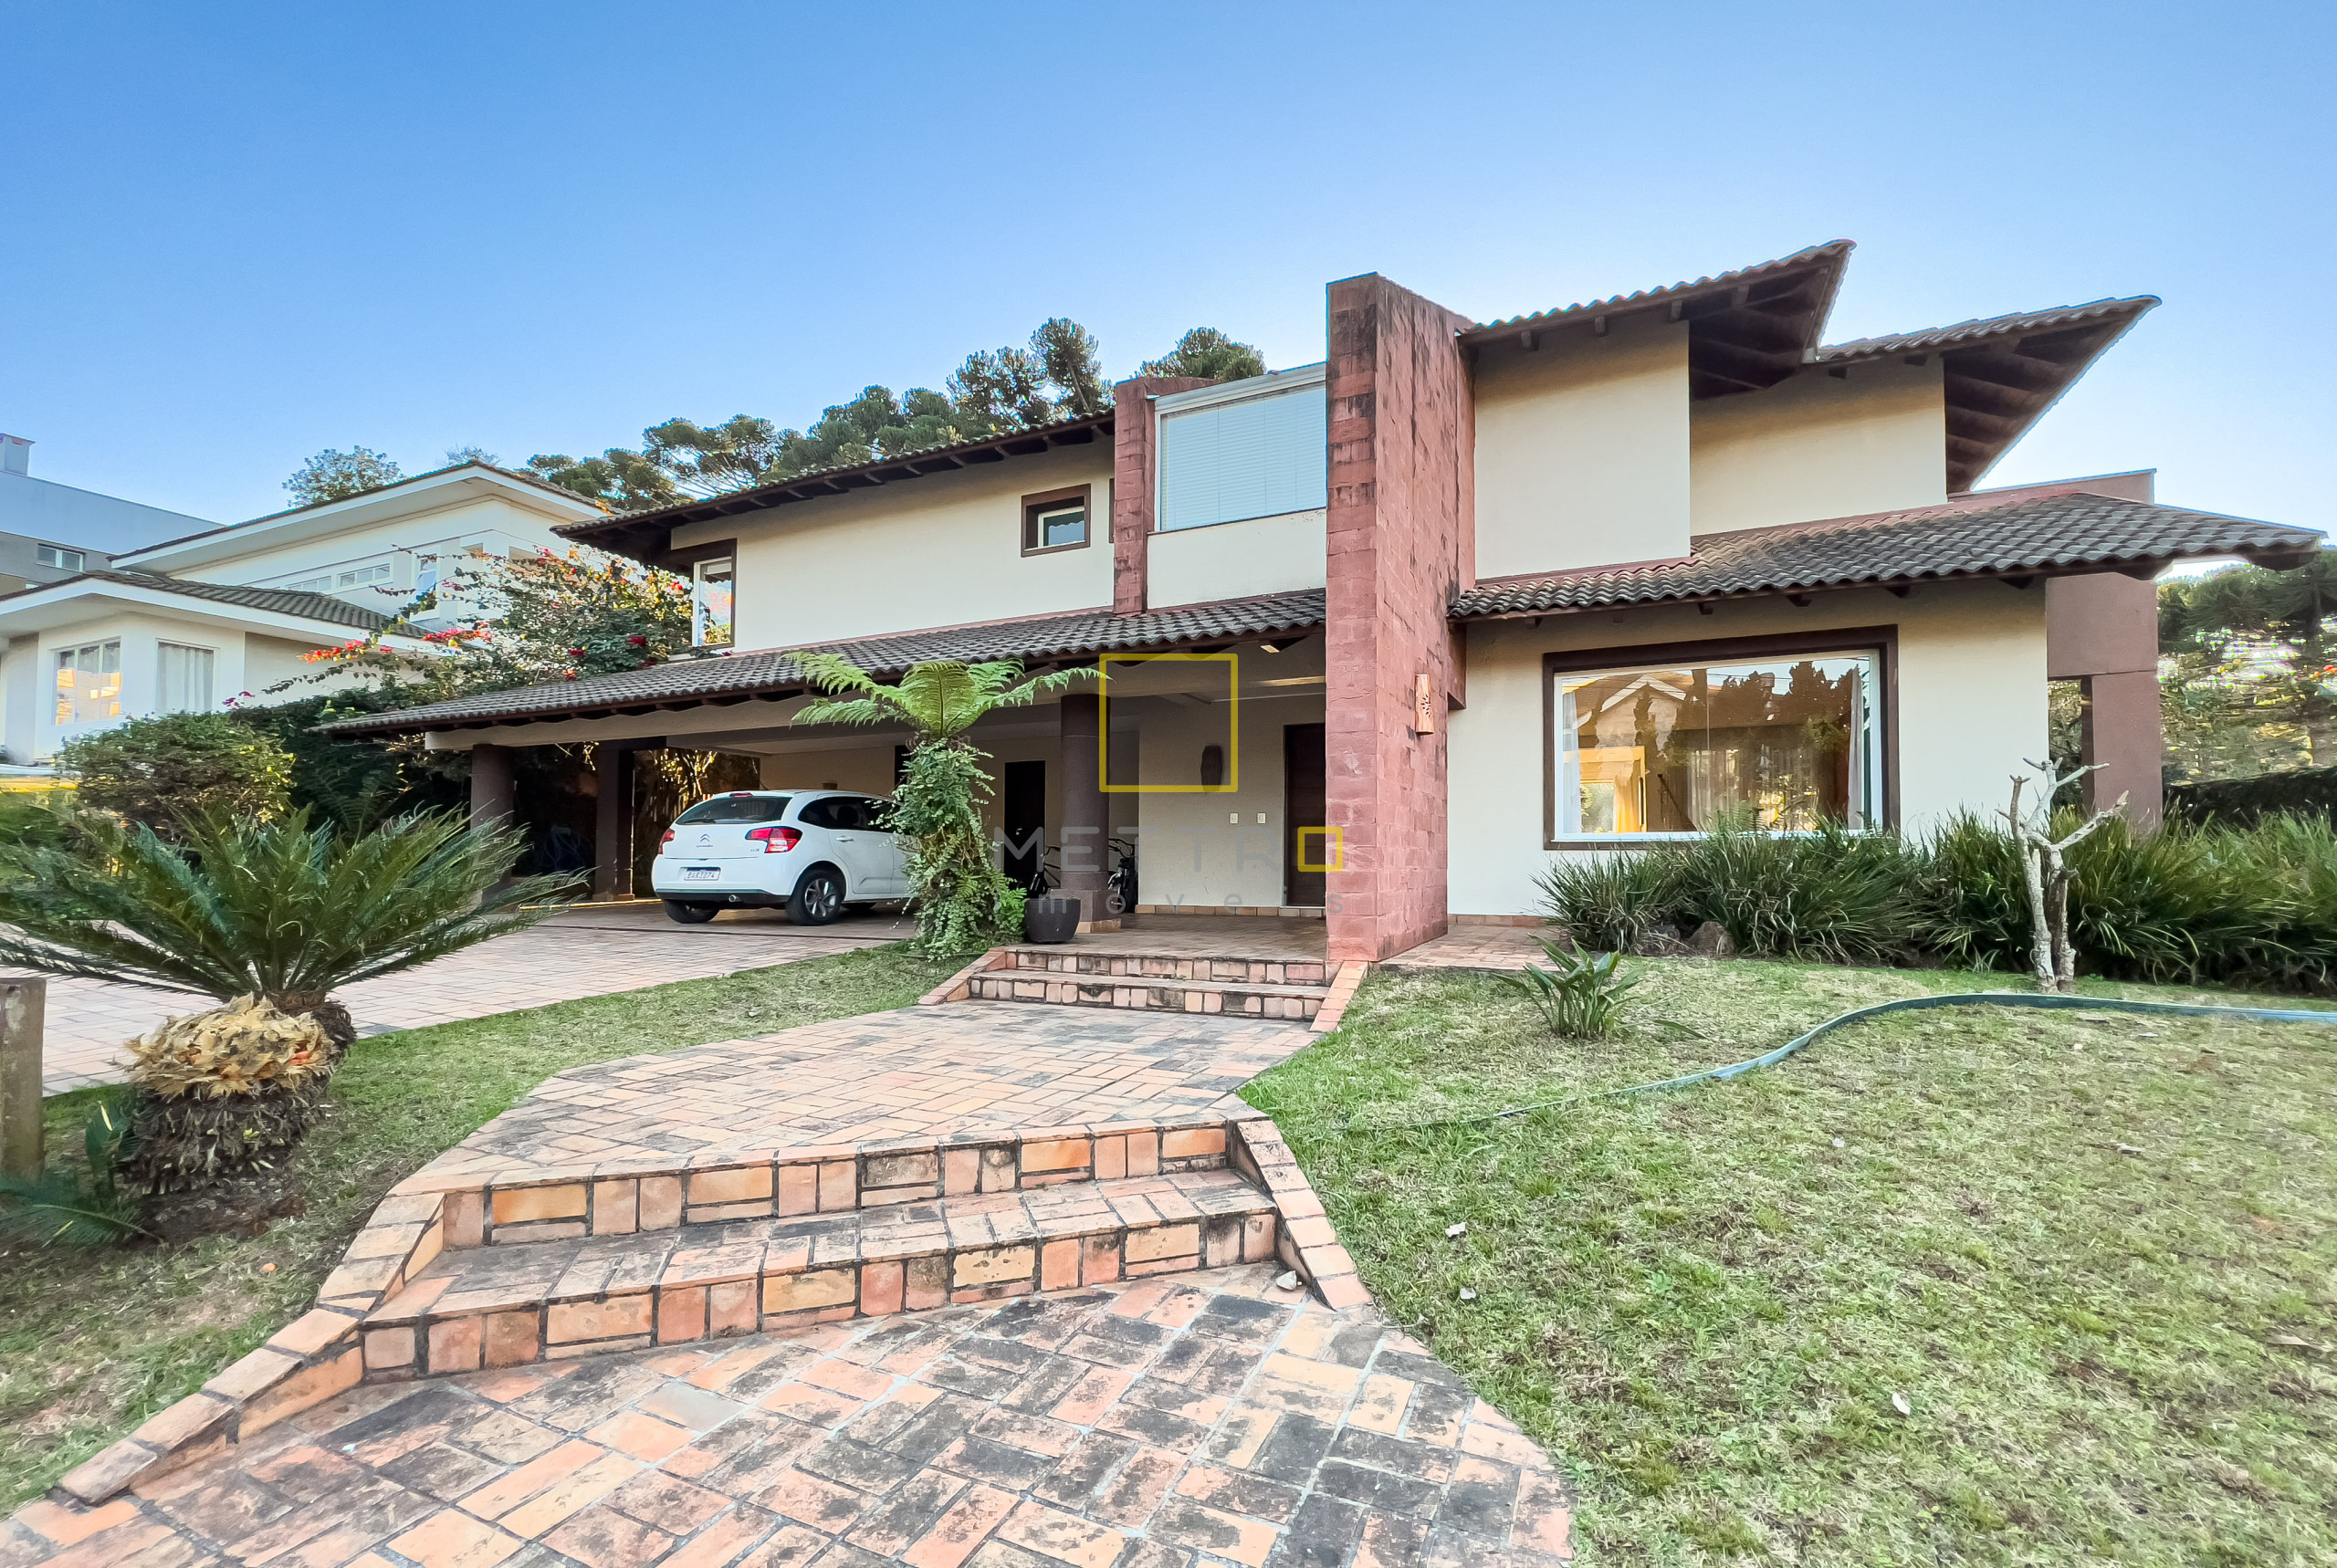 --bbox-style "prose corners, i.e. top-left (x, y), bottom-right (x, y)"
top-left (414, 1004), bottom-right (1308, 1189)
top-left (1379, 925), bottom-right (1551, 972)
top-left (15, 905), bottom-right (915, 1095)
top-left (4, 1266), bottom-right (1571, 1567)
